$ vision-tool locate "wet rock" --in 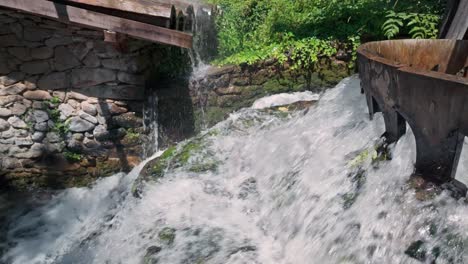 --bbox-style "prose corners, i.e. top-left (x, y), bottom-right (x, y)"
top-left (405, 240), bottom-right (427, 261)
top-left (20, 60), bottom-right (50, 74)
top-left (112, 112), bottom-right (142, 128)
top-left (54, 46), bottom-right (81, 71)
top-left (238, 177), bottom-right (258, 199)
top-left (38, 72), bottom-right (68, 90)
top-left (23, 90), bottom-right (51, 100)
top-left (158, 227), bottom-right (176, 245)
top-left (7, 116), bottom-right (27, 129)
top-left (45, 36), bottom-right (74, 47)
top-left (70, 42), bottom-right (92, 61)
top-left (23, 27), bottom-right (51, 42)
top-left (69, 116), bottom-right (95, 132)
